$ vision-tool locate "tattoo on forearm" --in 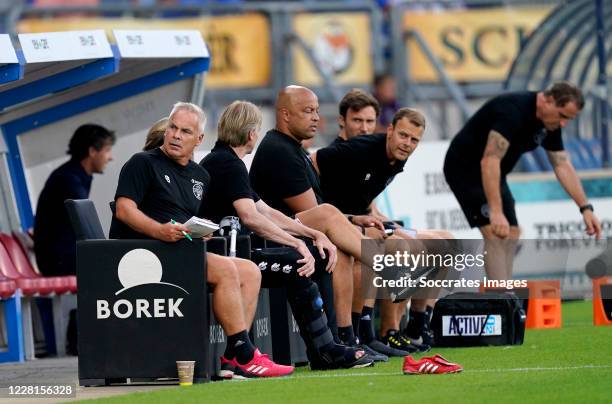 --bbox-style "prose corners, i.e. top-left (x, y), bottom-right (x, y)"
top-left (547, 151), bottom-right (568, 167)
top-left (483, 130), bottom-right (510, 159)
